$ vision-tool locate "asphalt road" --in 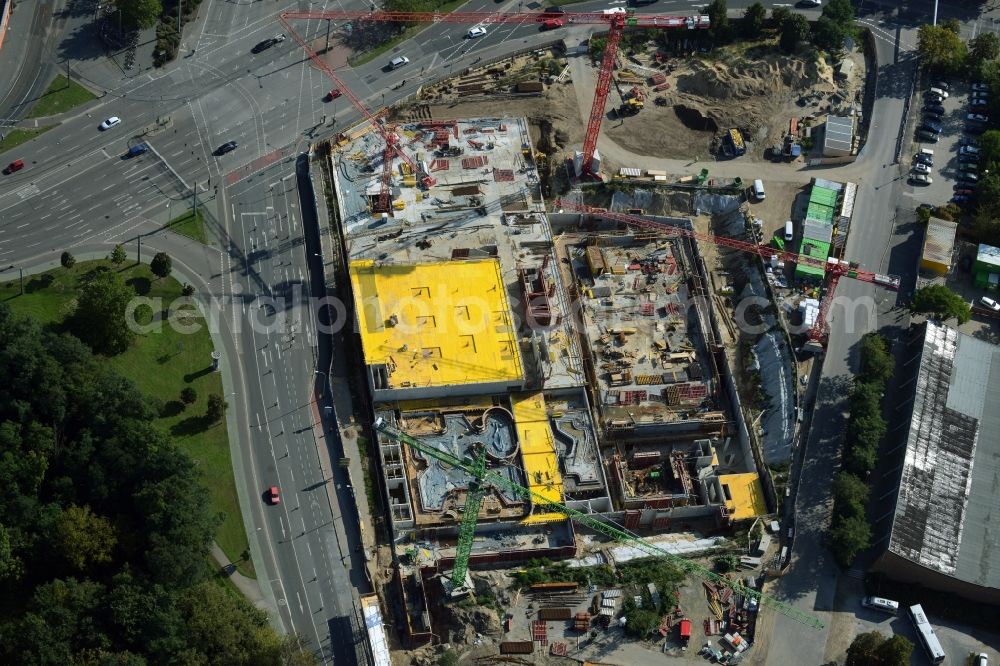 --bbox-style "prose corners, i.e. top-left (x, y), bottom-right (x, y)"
top-left (0, 0), bottom-right (993, 662)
